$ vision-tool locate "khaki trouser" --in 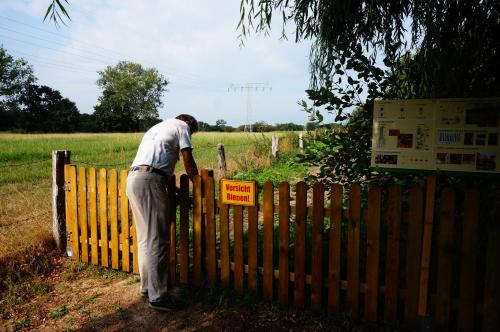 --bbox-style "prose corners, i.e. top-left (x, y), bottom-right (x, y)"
top-left (126, 170), bottom-right (170, 302)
